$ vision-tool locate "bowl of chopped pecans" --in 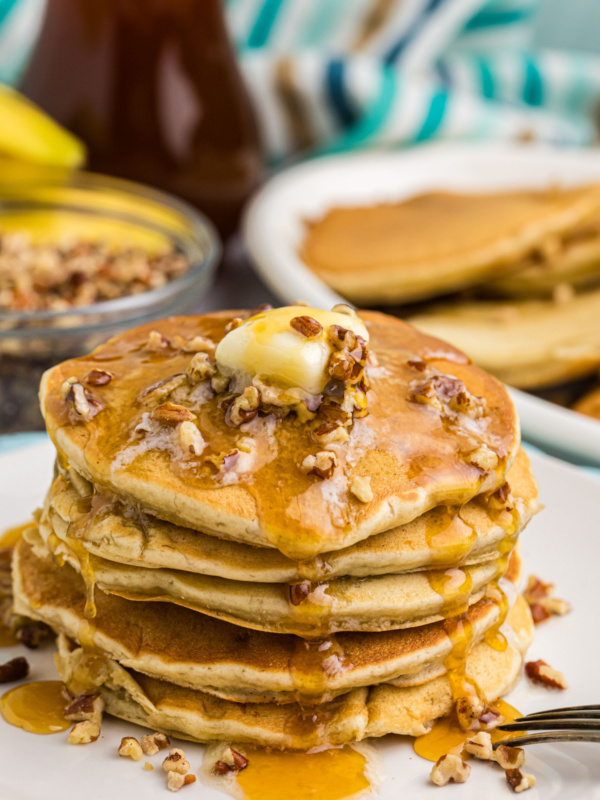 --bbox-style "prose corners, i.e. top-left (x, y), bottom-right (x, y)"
top-left (0, 167), bottom-right (220, 432)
